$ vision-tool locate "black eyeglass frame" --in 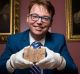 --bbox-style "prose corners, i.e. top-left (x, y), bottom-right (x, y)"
top-left (28, 13), bottom-right (51, 23)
